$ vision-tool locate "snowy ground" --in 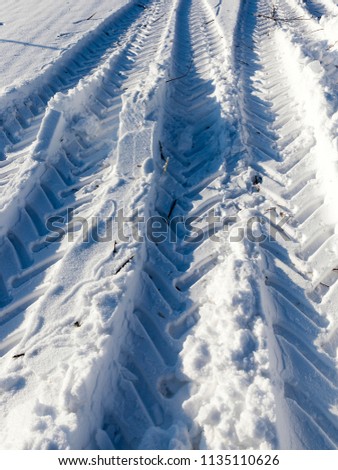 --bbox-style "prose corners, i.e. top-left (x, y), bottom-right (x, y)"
top-left (0, 0), bottom-right (338, 450)
top-left (0, 0), bottom-right (129, 93)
